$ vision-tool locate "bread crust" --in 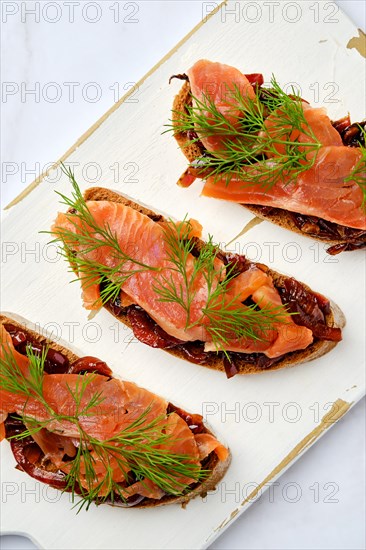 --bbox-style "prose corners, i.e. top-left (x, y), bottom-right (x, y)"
top-left (173, 81), bottom-right (205, 164)
top-left (0, 312), bottom-right (231, 508)
top-left (172, 81), bottom-right (364, 248)
top-left (82, 187), bottom-right (346, 375)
